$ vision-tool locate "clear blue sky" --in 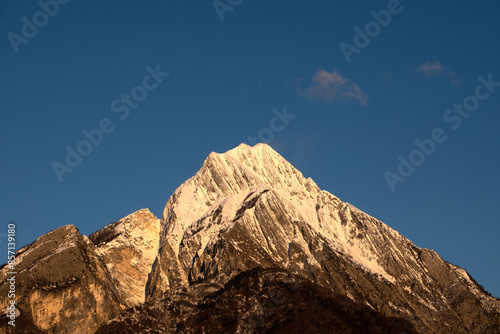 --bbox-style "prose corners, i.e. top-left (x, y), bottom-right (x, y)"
top-left (1, 1), bottom-right (499, 297)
